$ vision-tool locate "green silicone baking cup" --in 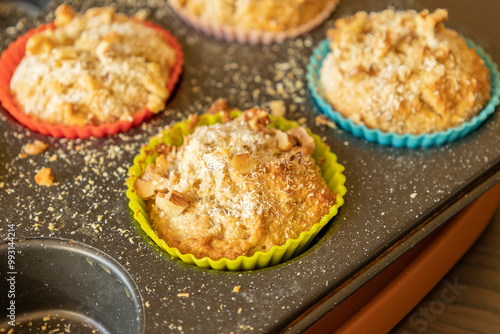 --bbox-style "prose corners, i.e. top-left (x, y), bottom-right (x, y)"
top-left (126, 111), bottom-right (346, 270)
